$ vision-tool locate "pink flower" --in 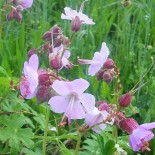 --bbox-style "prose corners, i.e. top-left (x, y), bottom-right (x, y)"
top-left (48, 78), bottom-right (95, 124)
top-left (78, 42), bottom-right (110, 76)
top-left (20, 54), bottom-right (39, 99)
top-left (119, 118), bottom-right (155, 151)
top-left (49, 44), bottom-right (71, 68)
top-left (13, 0), bottom-right (33, 9)
top-left (85, 107), bottom-right (113, 133)
top-left (61, 7), bottom-right (95, 25)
